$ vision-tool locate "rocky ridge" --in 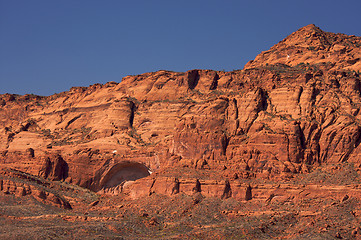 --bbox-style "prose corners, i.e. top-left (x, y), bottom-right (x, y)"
top-left (1, 24), bottom-right (361, 239)
top-left (245, 24), bottom-right (361, 72)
